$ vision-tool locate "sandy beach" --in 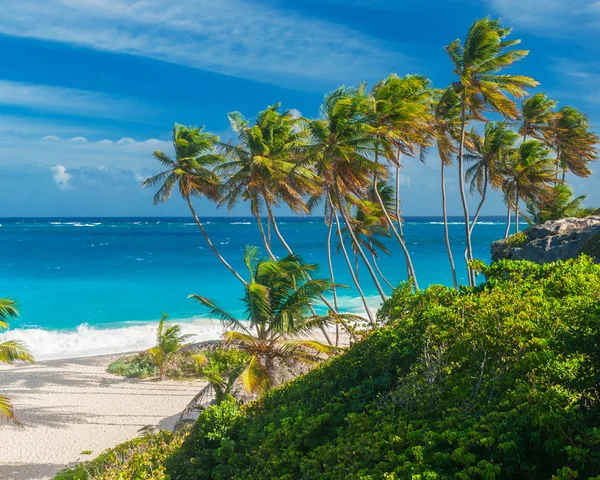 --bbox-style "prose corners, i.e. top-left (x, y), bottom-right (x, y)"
top-left (0, 354), bottom-right (206, 480)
